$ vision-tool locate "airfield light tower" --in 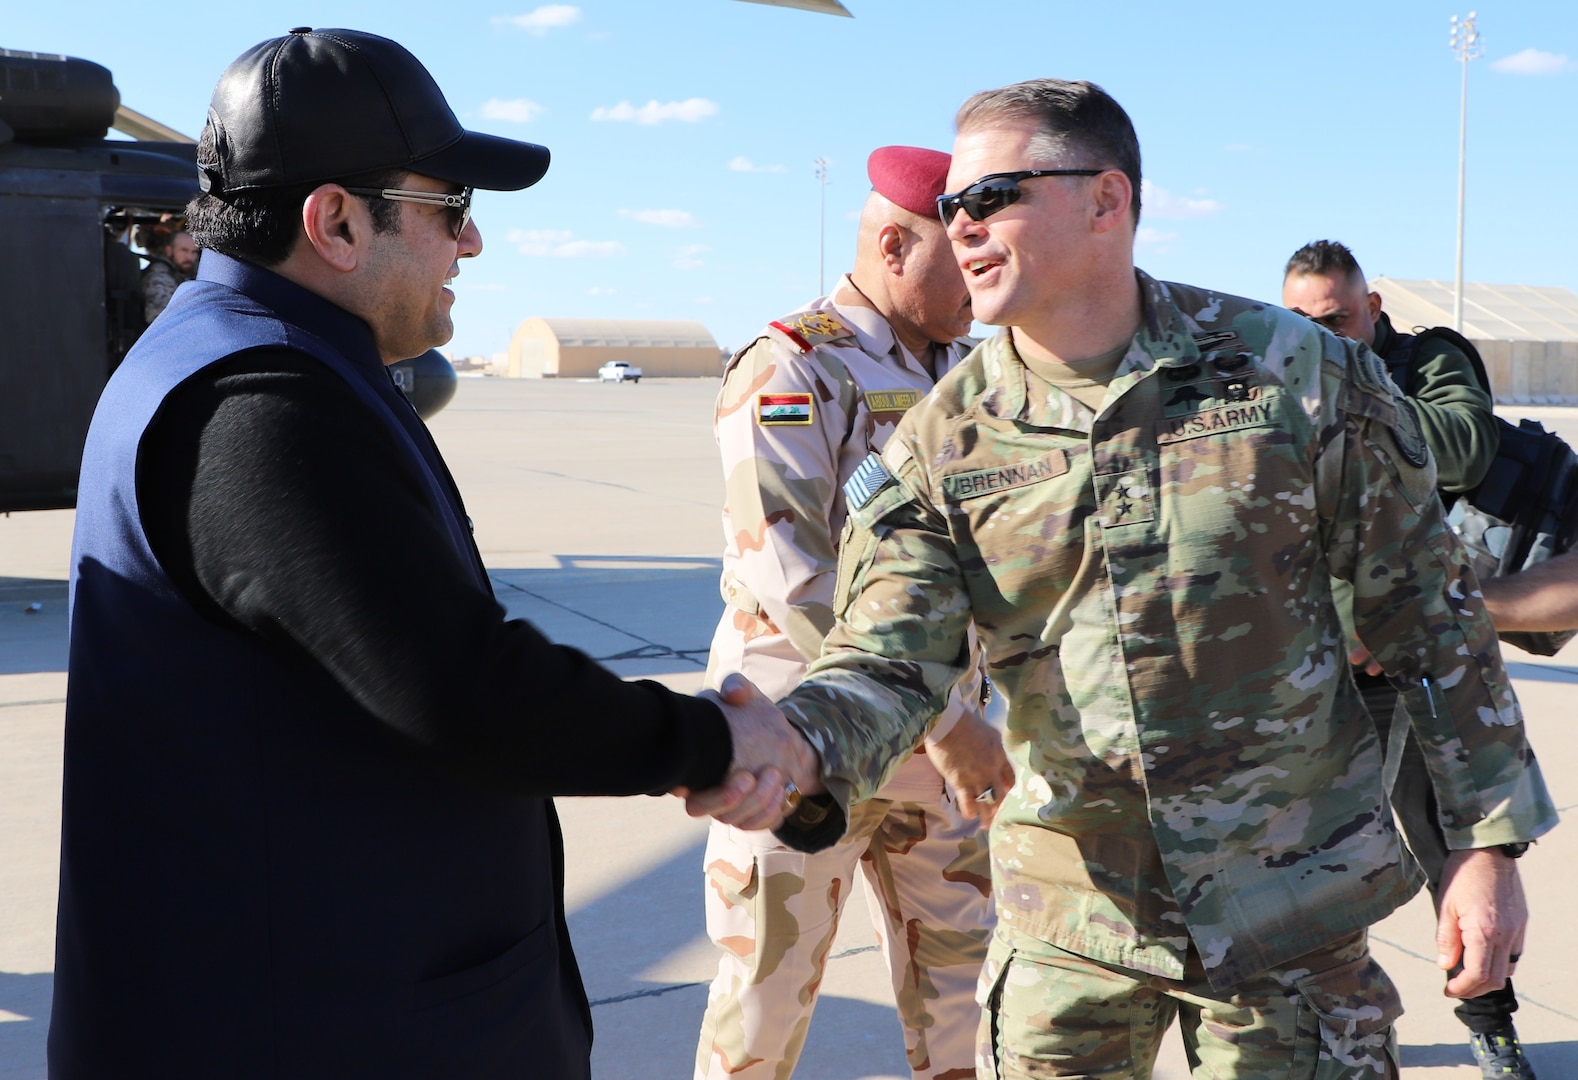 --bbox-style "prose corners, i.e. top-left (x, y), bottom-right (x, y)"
top-left (1450, 11), bottom-right (1482, 333)
top-left (814, 157), bottom-right (829, 295)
